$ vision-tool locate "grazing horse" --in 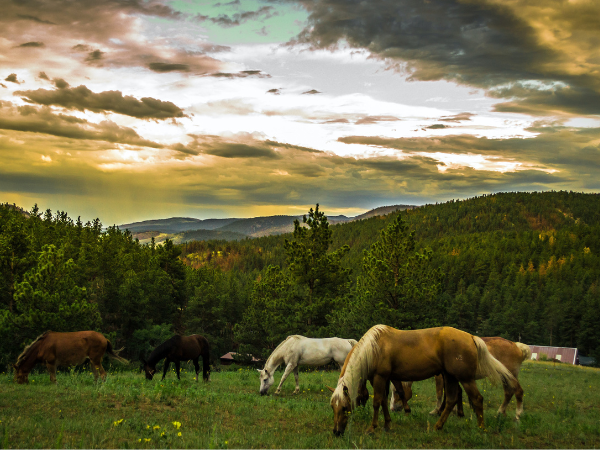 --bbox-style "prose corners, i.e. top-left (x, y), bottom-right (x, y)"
top-left (258, 335), bottom-right (357, 395)
top-left (329, 325), bottom-right (517, 436)
top-left (142, 334), bottom-right (210, 382)
top-left (390, 337), bottom-right (531, 419)
top-left (12, 330), bottom-right (128, 384)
